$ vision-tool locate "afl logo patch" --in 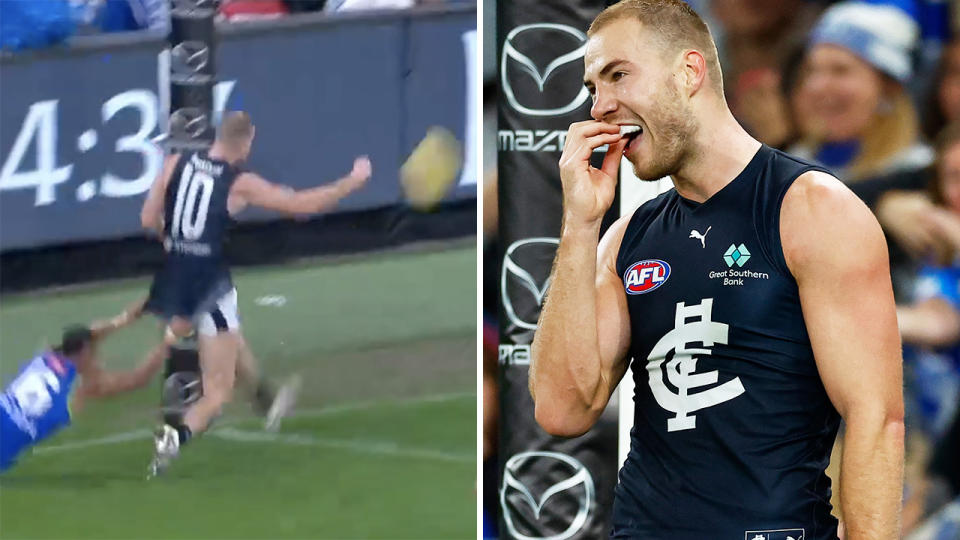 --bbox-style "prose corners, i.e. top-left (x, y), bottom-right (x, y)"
top-left (624, 260), bottom-right (671, 295)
